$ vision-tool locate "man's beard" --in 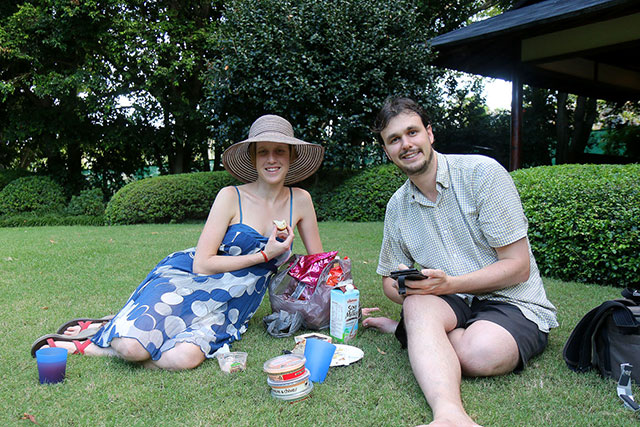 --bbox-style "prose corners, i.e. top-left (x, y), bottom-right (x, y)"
top-left (398, 147), bottom-right (434, 176)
